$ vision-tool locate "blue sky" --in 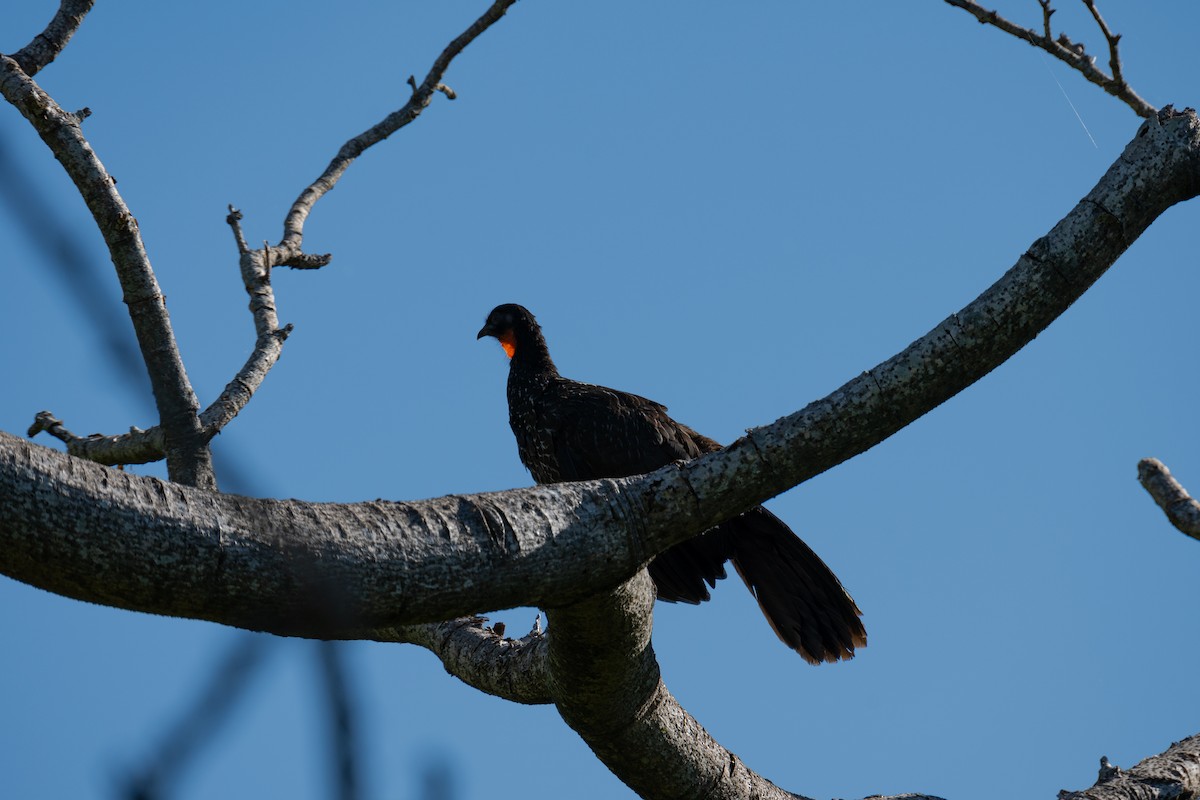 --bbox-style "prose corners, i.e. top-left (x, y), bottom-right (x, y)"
top-left (2, 2), bottom-right (1198, 799)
